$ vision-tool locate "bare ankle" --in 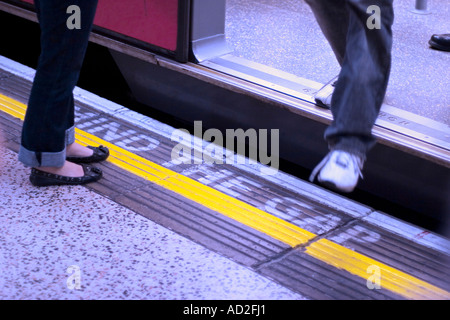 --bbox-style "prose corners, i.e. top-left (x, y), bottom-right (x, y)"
top-left (66, 143), bottom-right (94, 158)
top-left (35, 161), bottom-right (84, 178)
